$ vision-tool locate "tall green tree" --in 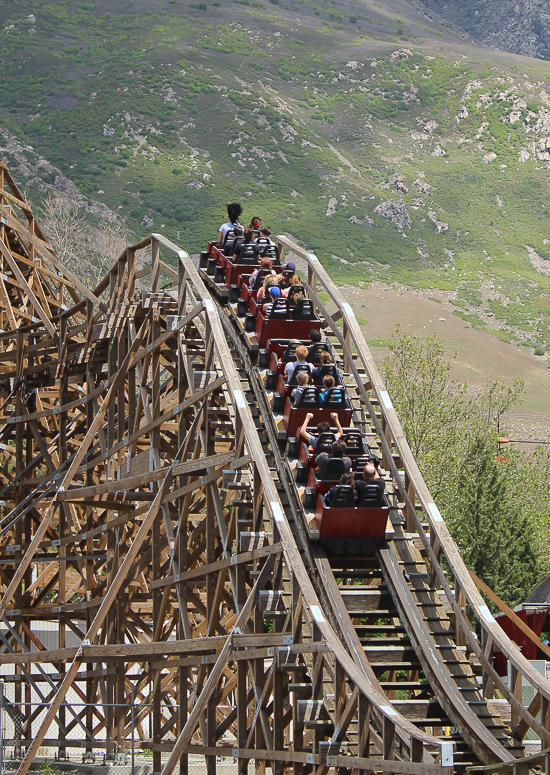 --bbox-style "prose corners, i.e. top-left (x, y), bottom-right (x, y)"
top-left (382, 327), bottom-right (543, 606)
top-left (449, 436), bottom-right (540, 607)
